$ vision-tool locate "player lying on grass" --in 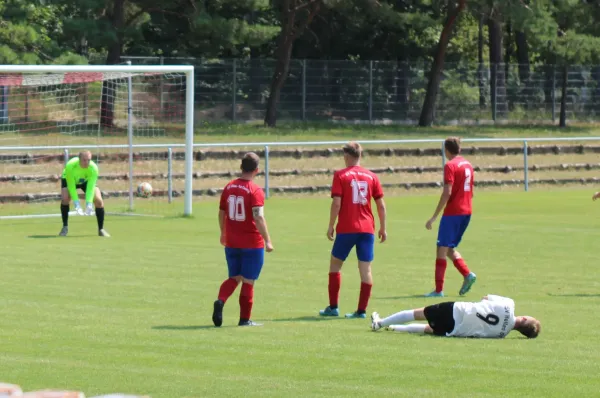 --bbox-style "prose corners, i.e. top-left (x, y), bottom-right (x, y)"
top-left (59, 150), bottom-right (110, 237)
top-left (212, 152), bottom-right (274, 327)
top-left (425, 137), bottom-right (476, 297)
top-left (319, 142), bottom-right (387, 319)
top-left (371, 294), bottom-right (540, 339)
